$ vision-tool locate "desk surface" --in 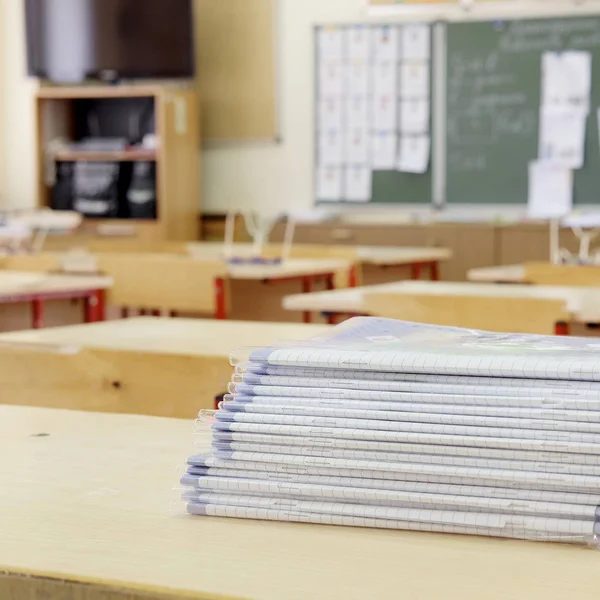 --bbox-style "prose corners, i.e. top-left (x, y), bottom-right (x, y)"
top-left (283, 280), bottom-right (600, 321)
top-left (1, 405), bottom-right (598, 600)
top-left (225, 258), bottom-right (350, 280)
top-left (0, 317), bottom-right (331, 357)
top-left (0, 270), bottom-right (112, 297)
top-left (188, 242), bottom-right (451, 266)
top-left (468, 264), bottom-right (527, 283)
